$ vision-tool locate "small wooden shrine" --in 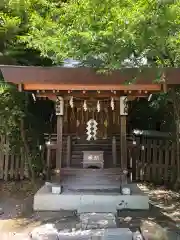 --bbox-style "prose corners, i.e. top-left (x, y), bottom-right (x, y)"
top-left (0, 65), bottom-right (178, 181)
